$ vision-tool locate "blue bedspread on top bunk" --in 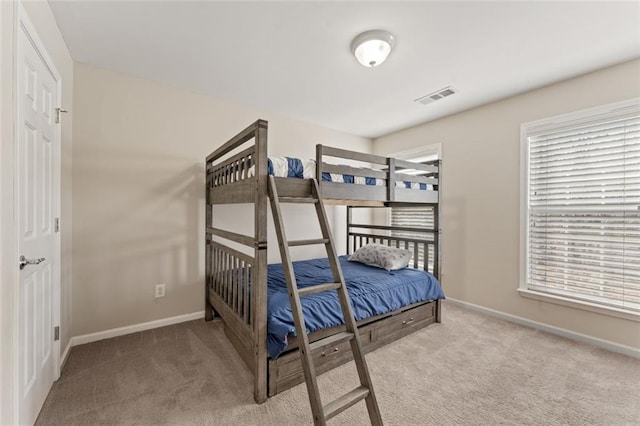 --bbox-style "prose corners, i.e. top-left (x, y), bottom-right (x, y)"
top-left (267, 255), bottom-right (445, 359)
top-left (265, 156), bottom-right (434, 190)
